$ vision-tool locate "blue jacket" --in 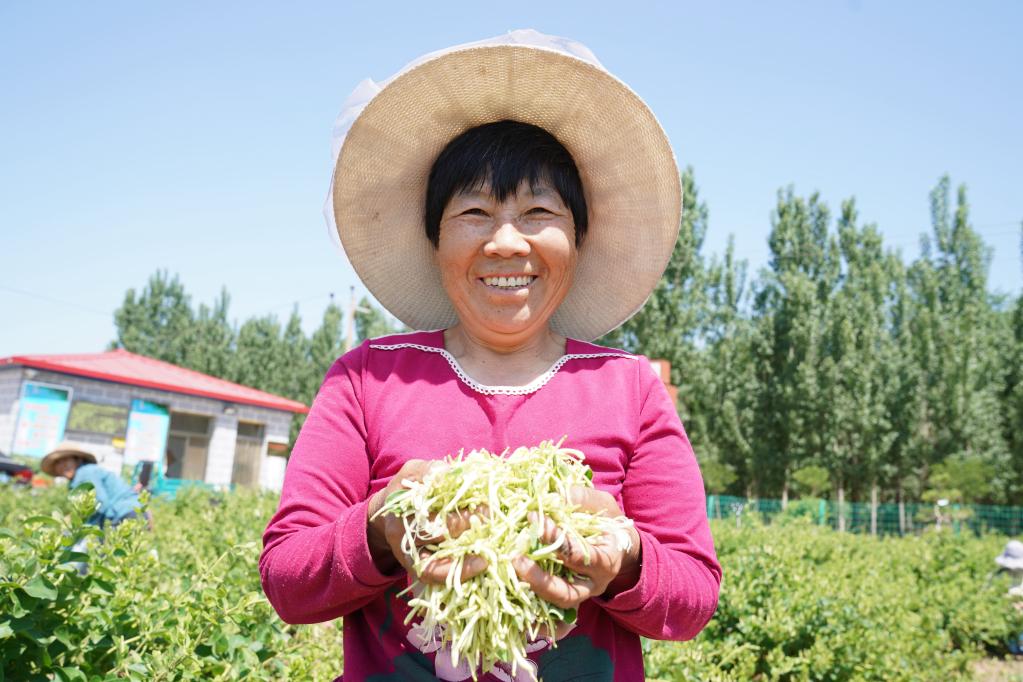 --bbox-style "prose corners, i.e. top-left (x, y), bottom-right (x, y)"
top-left (71, 463), bottom-right (141, 525)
